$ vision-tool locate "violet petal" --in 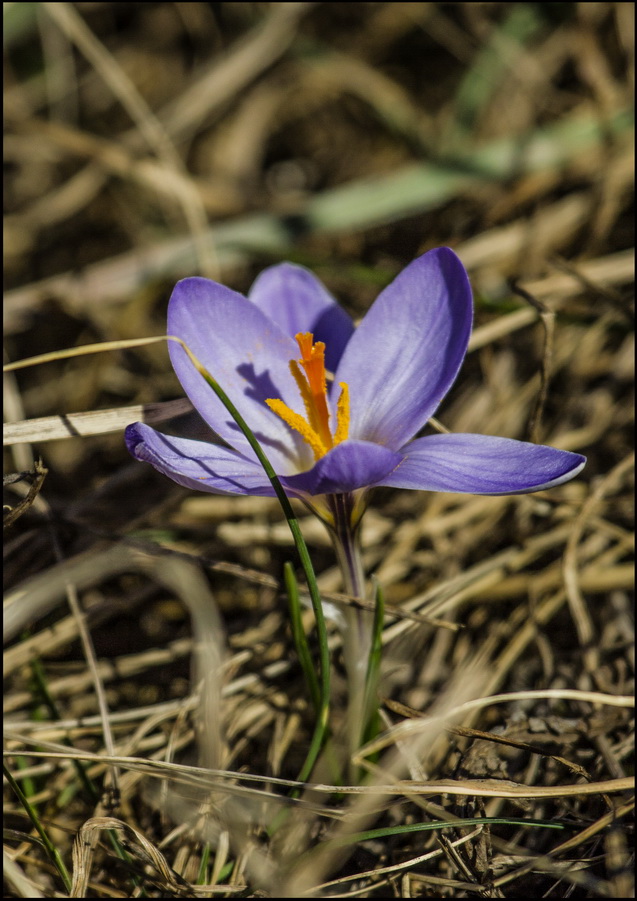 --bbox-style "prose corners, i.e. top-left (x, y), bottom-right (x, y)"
top-left (167, 276), bottom-right (313, 473)
top-left (281, 439), bottom-right (403, 496)
top-left (334, 248), bottom-right (472, 450)
top-left (249, 262), bottom-right (354, 371)
top-left (376, 433), bottom-right (586, 494)
top-left (125, 422), bottom-right (277, 496)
